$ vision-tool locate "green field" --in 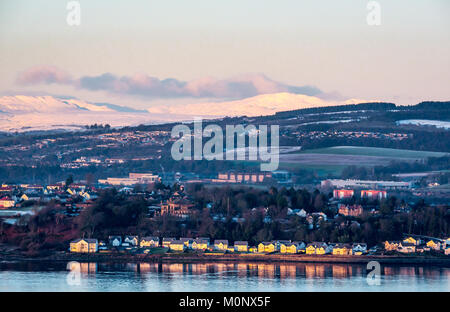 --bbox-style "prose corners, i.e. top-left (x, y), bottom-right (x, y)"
top-left (300, 146), bottom-right (448, 159)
